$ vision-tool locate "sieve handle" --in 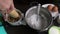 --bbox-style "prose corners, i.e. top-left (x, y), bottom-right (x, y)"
top-left (18, 13), bottom-right (26, 25)
top-left (18, 18), bottom-right (26, 25)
